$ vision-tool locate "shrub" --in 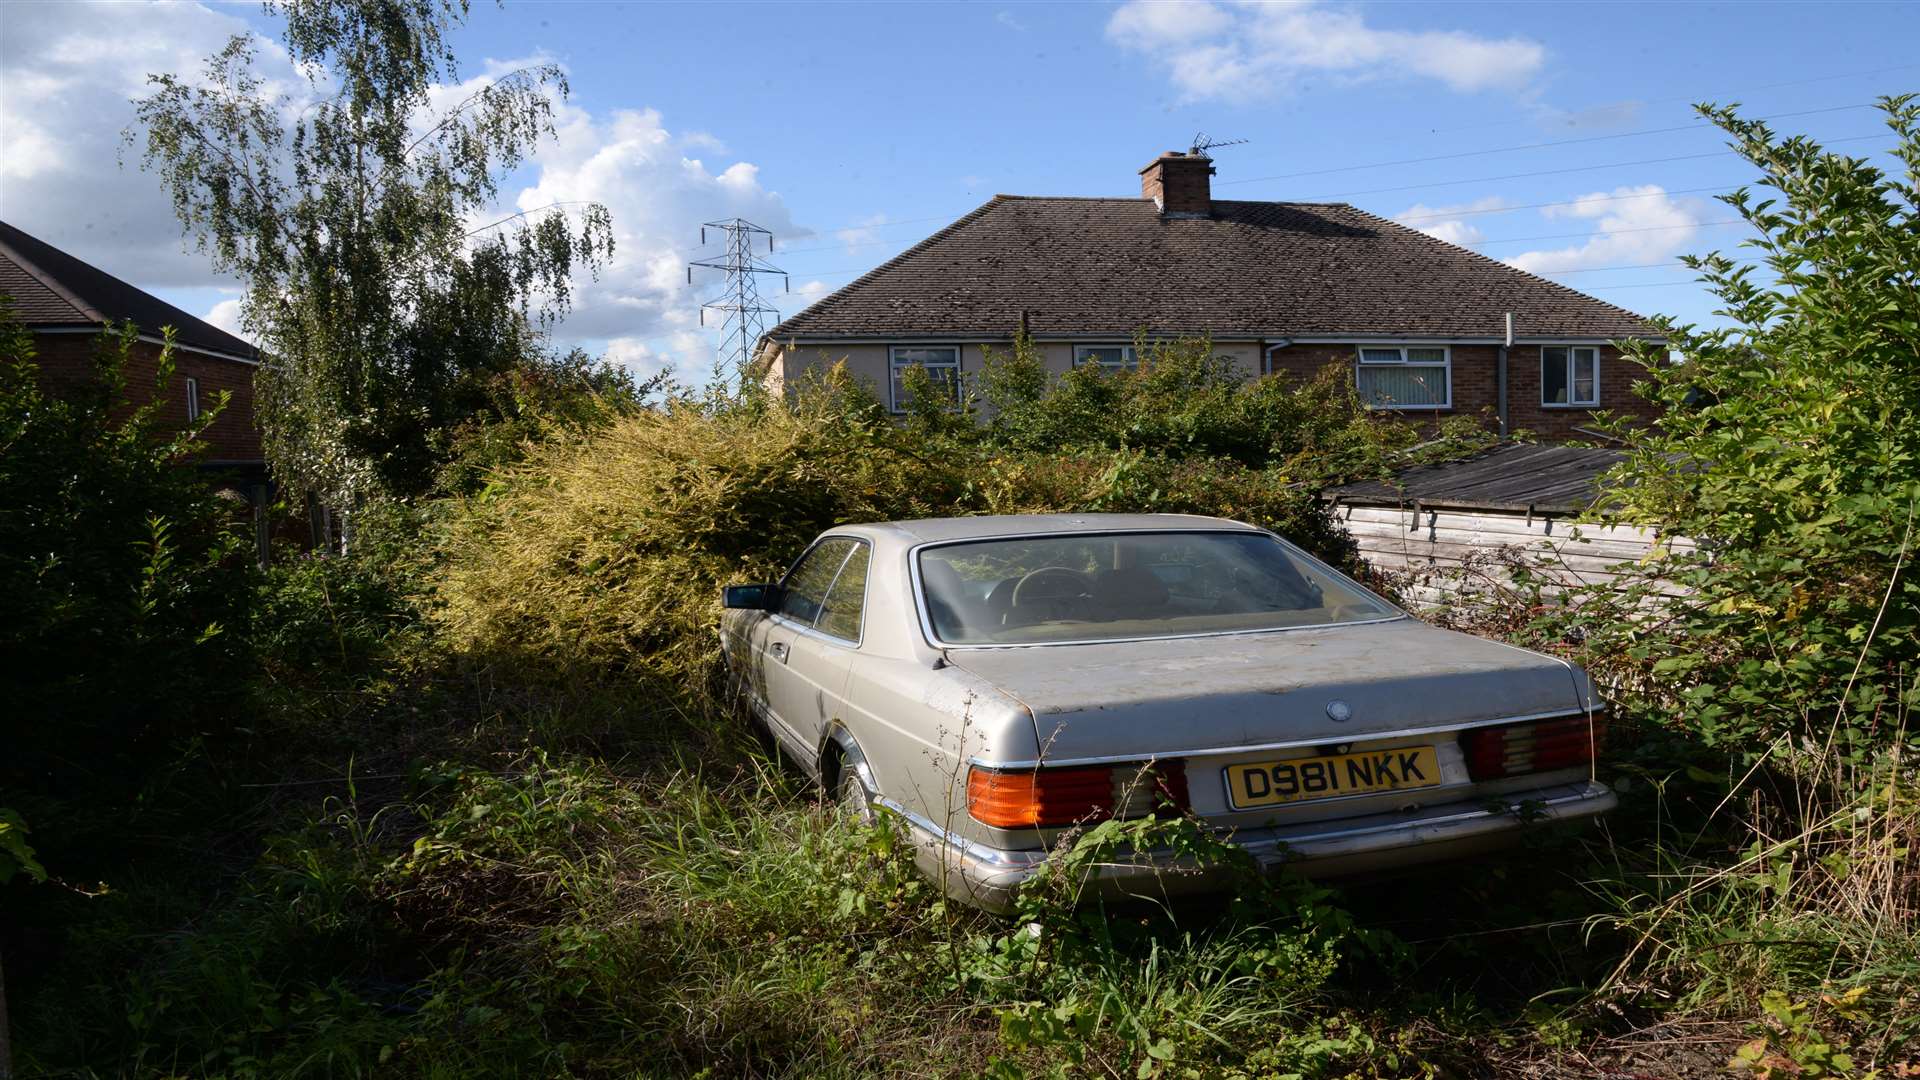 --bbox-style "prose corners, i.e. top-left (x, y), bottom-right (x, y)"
top-left (968, 333), bottom-right (1477, 480)
top-left (0, 314), bottom-right (254, 860)
top-left (1559, 96), bottom-right (1920, 760)
top-left (432, 359), bottom-right (1376, 703)
top-left (434, 366), bottom-right (962, 691)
